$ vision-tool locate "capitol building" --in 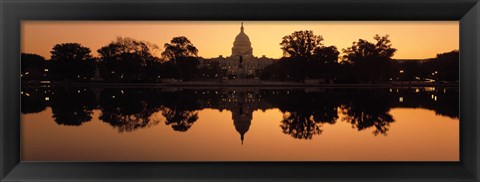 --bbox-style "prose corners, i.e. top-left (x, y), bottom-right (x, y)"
top-left (199, 23), bottom-right (276, 79)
